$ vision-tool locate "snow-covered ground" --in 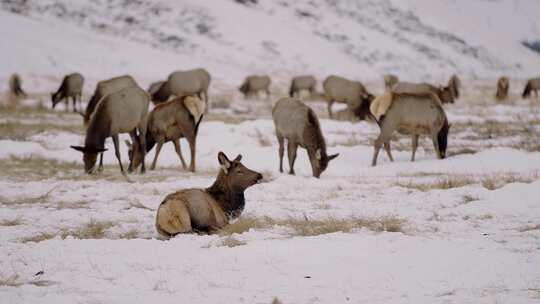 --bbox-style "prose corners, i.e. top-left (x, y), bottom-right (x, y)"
top-left (1, 1), bottom-right (540, 303)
